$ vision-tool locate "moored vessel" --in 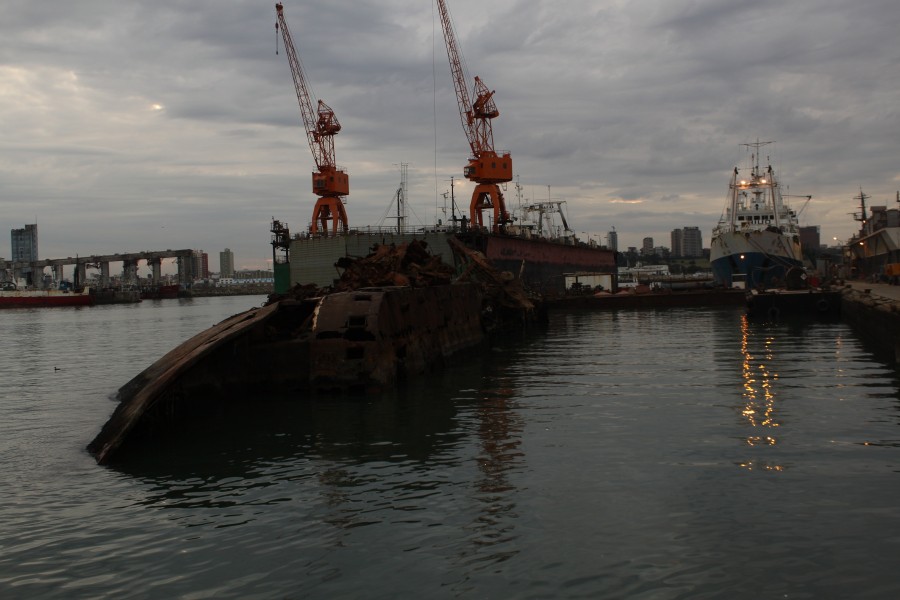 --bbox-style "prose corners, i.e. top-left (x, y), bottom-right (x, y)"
top-left (0, 283), bottom-right (94, 308)
top-left (745, 287), bottom-right (842, 320)
top-left (140, 283), bottom-right (182, 300)
top-left (91, 287), bottom-right (142, 305)
top-left (710, 142), bottom-right (804, 288)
